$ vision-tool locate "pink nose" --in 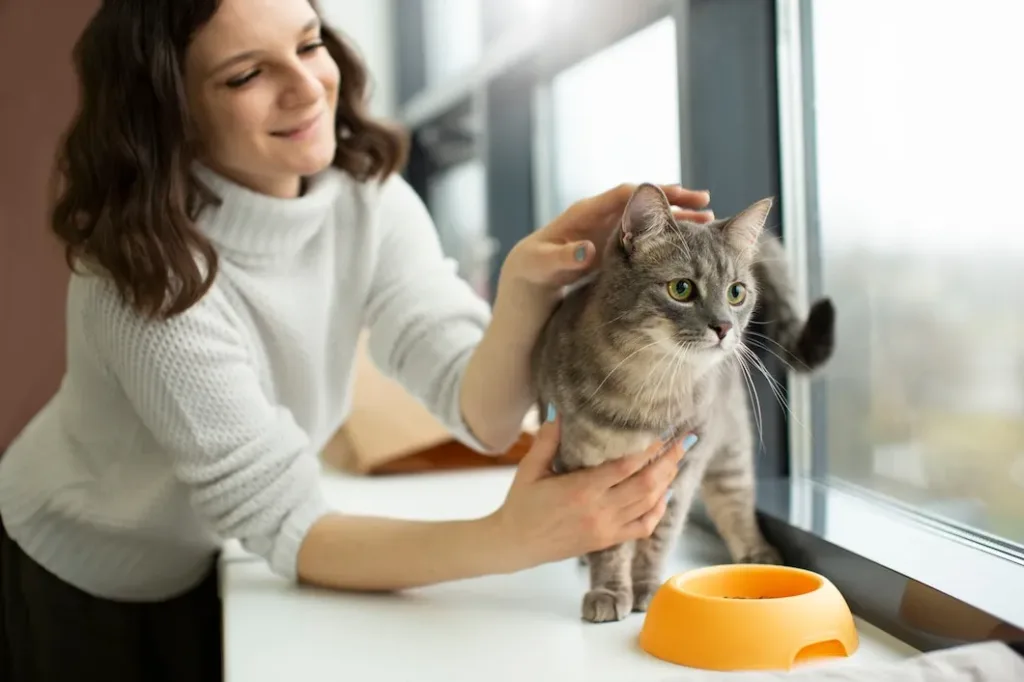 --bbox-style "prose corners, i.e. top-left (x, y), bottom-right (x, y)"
top-left (709, 321), bottom-right (732, 340)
